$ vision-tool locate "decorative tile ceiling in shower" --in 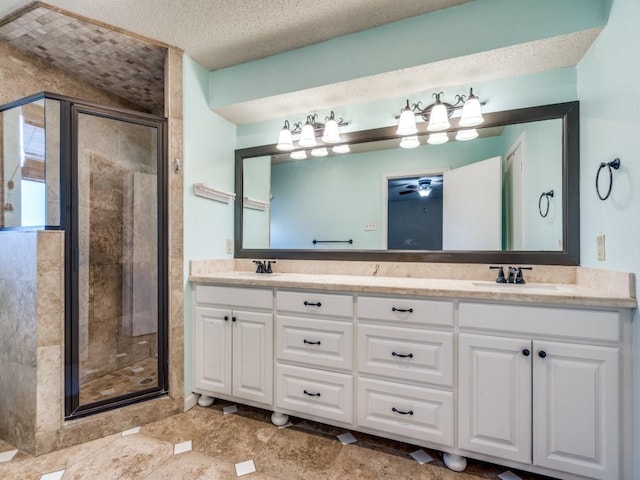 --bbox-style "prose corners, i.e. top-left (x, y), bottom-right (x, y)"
top-left (0, 3), bottom-right (166, 114)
